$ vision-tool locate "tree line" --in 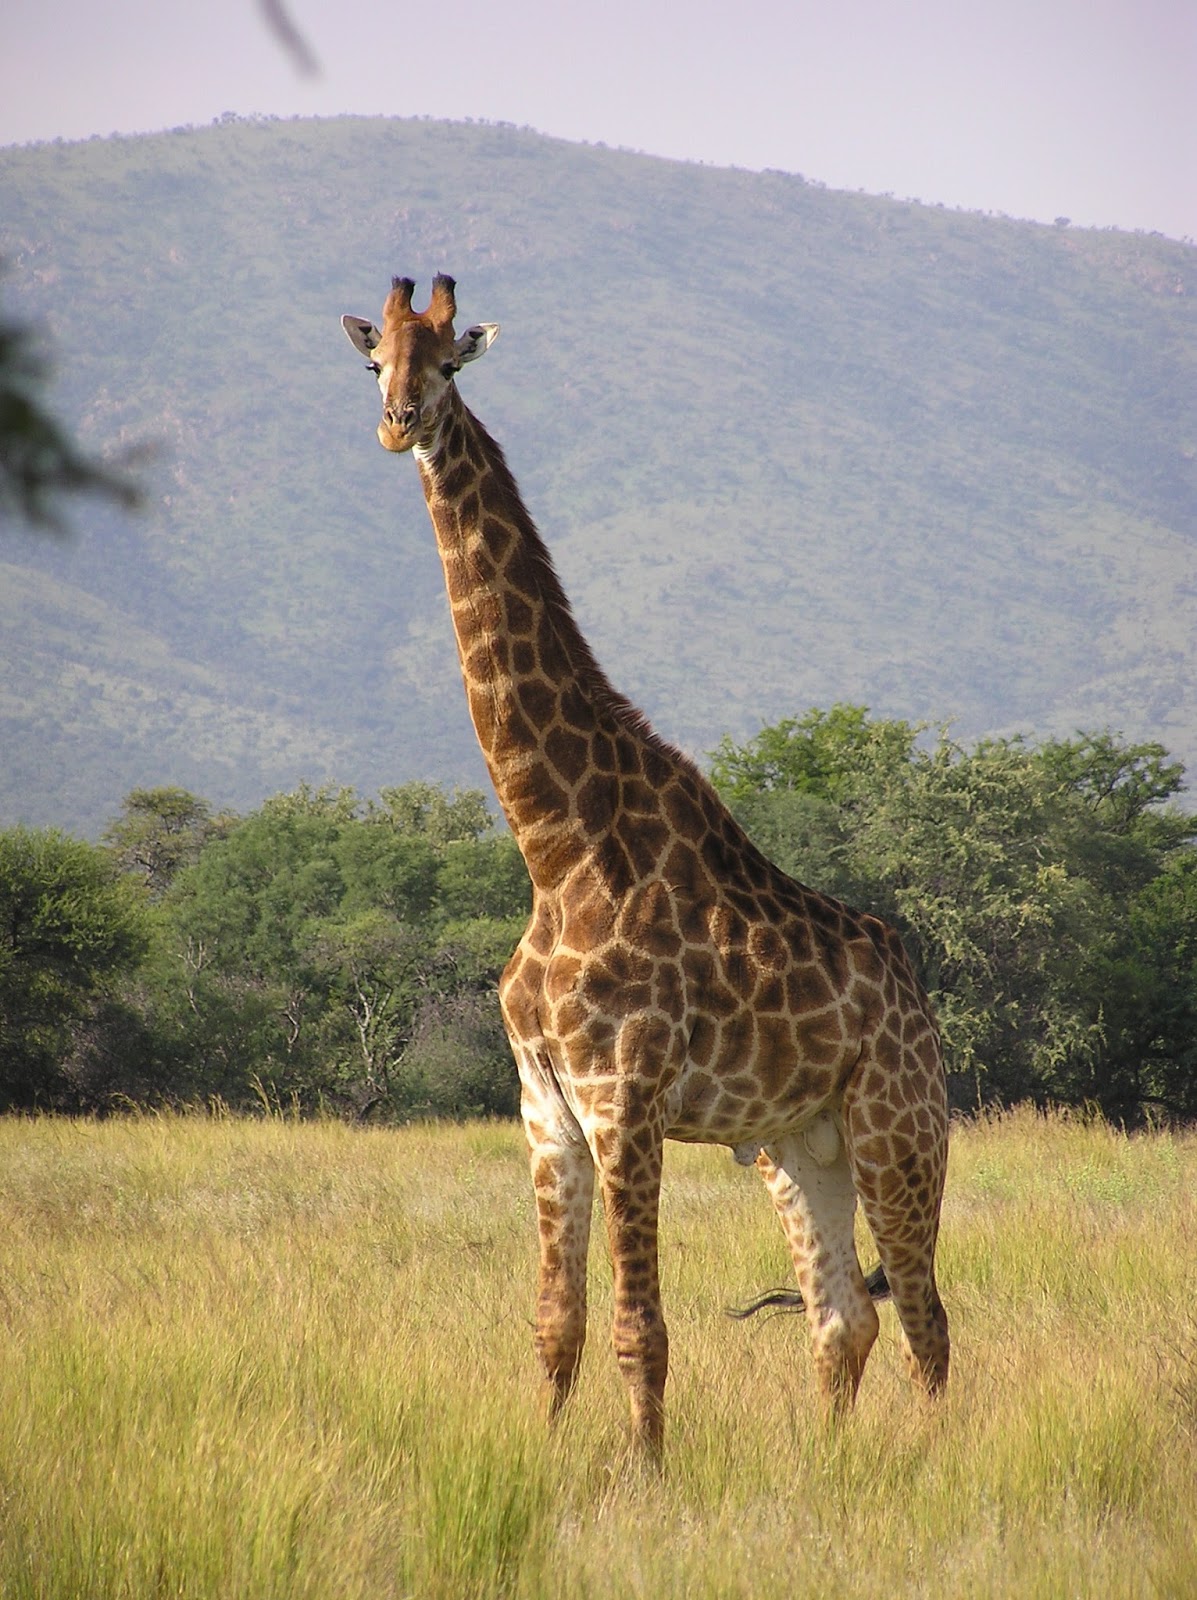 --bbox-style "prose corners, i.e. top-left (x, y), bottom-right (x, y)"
top-left (3, 709), bottom-right (1195, 1122)
top-left (1, 781), bottom-right (529, 1119)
